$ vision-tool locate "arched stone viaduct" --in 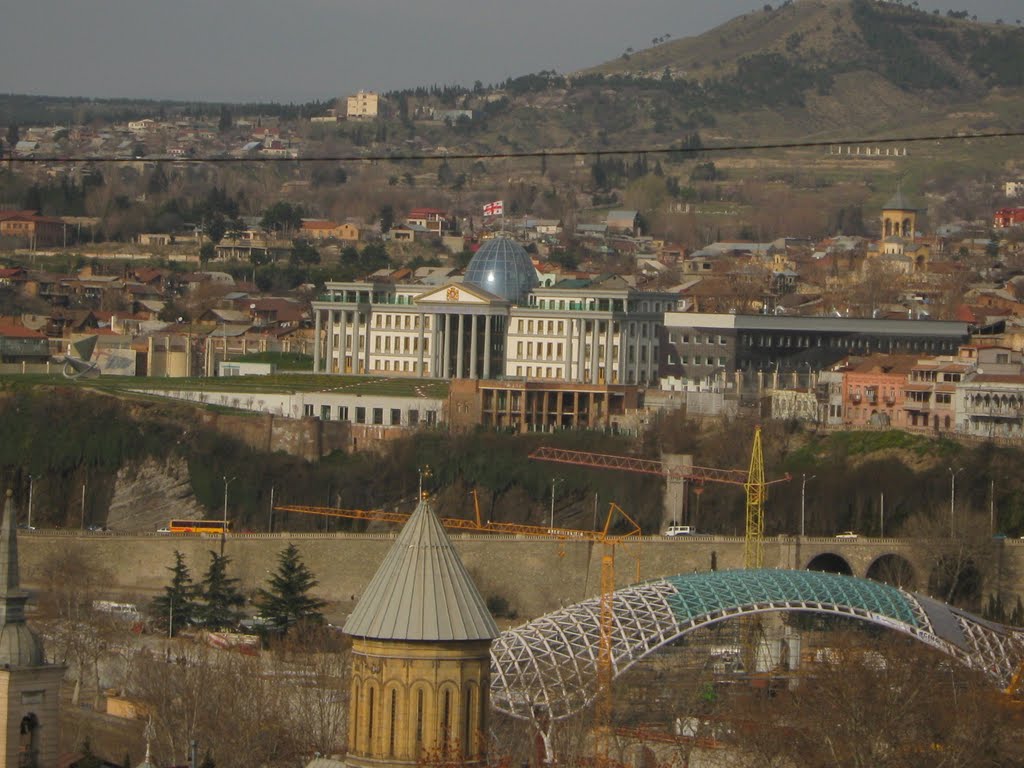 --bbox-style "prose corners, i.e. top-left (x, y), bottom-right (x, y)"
top-left (17, 532), bottom-right (1022, 621)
